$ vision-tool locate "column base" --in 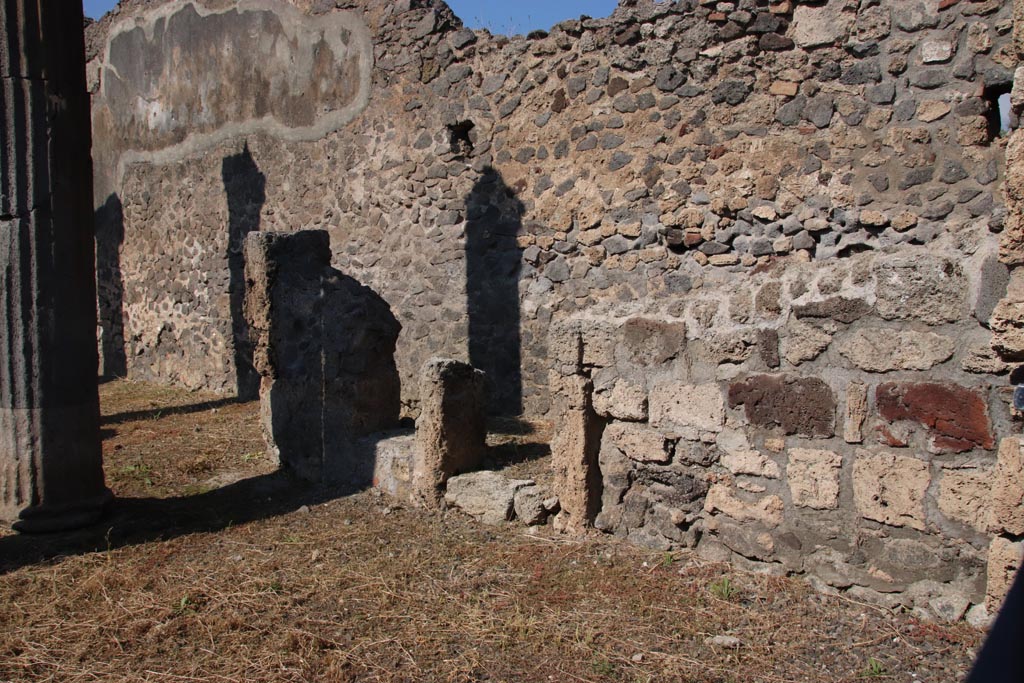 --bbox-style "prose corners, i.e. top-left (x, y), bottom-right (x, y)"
top-left (11, 488), bottom-right (114, 534)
